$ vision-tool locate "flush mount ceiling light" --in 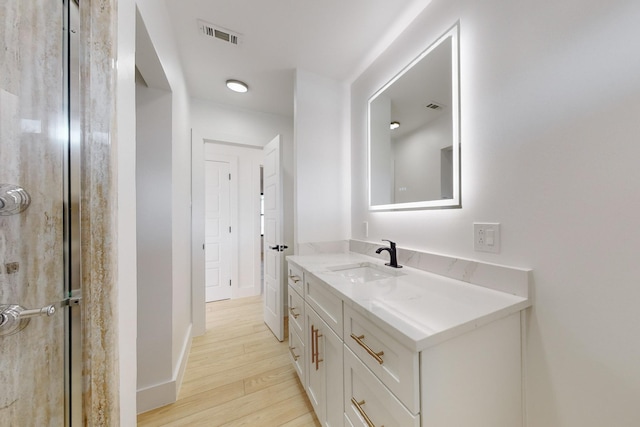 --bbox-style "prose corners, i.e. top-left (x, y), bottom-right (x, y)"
top-left (226, 79), bottom-right (248, 93)
top-left (390, 121), bottom-right (400, 130)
